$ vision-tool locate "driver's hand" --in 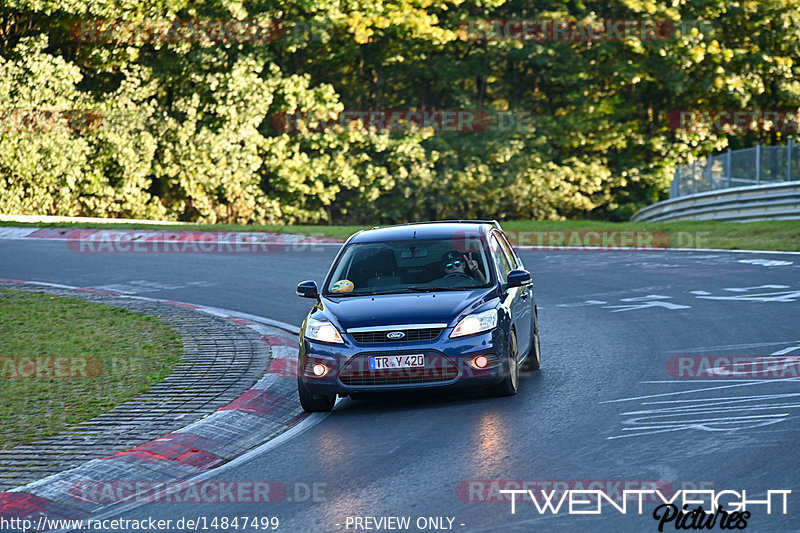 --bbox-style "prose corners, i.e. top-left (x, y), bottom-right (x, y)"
top-left (465, 252), bottom-right (479, 272)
